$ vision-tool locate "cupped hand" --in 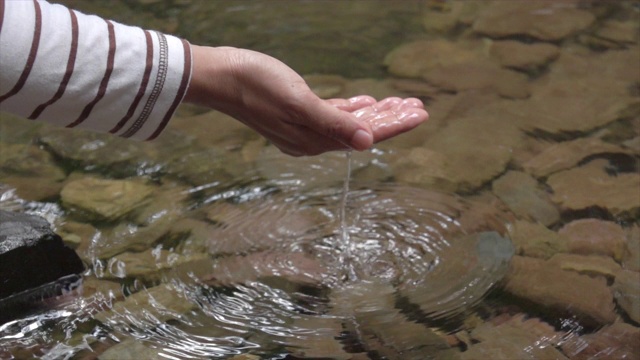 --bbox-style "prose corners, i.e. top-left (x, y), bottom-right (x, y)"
top-left (184, 45), bottom-right (428, 156)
